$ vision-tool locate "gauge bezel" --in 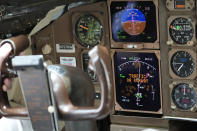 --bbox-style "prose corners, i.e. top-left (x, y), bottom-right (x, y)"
top-left (73, 13), bottom-right (104, 48)
top-left (167, 16), bottom-right (196, 46)
top-left (168, 49), bottom-right (196, 79)
top-left (166, 0), bottom-right (194, 11)
top-left (169, 81), bottom-right (197, 112)
top-left (108, 0), bottom-right (159, 49)
top-left (111, 49), bottom-right (162, 114)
